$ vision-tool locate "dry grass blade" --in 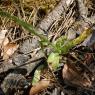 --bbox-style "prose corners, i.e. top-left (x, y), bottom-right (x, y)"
top-left (0, 11), bottom-right (48, 42)
top-left (3, 43), bottom-right (19, 59)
